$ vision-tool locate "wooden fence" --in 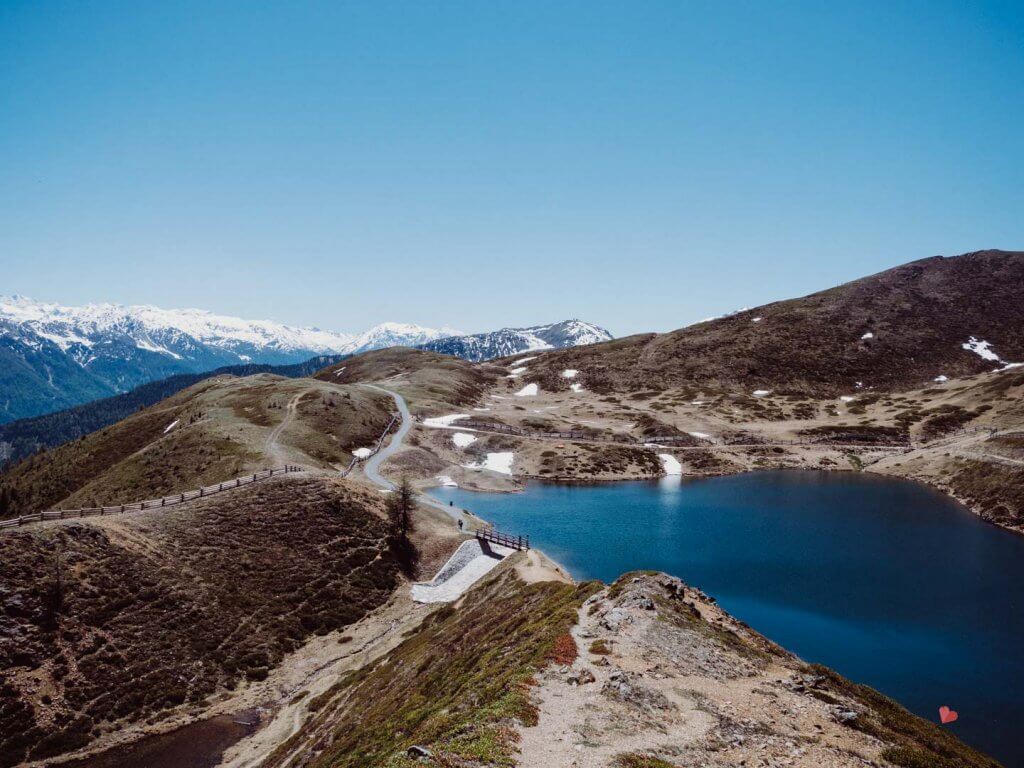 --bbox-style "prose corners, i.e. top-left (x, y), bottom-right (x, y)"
top-left (476, 526), bottom-right (530, 551)
top-left (443, 419), bottom-right (912, 450)
top-left (0, 465), bottom-right (303, 531)
top-left (338, 412), bottom-right (401, 478)
top-left (0, 411), bottom-right (404, 532)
